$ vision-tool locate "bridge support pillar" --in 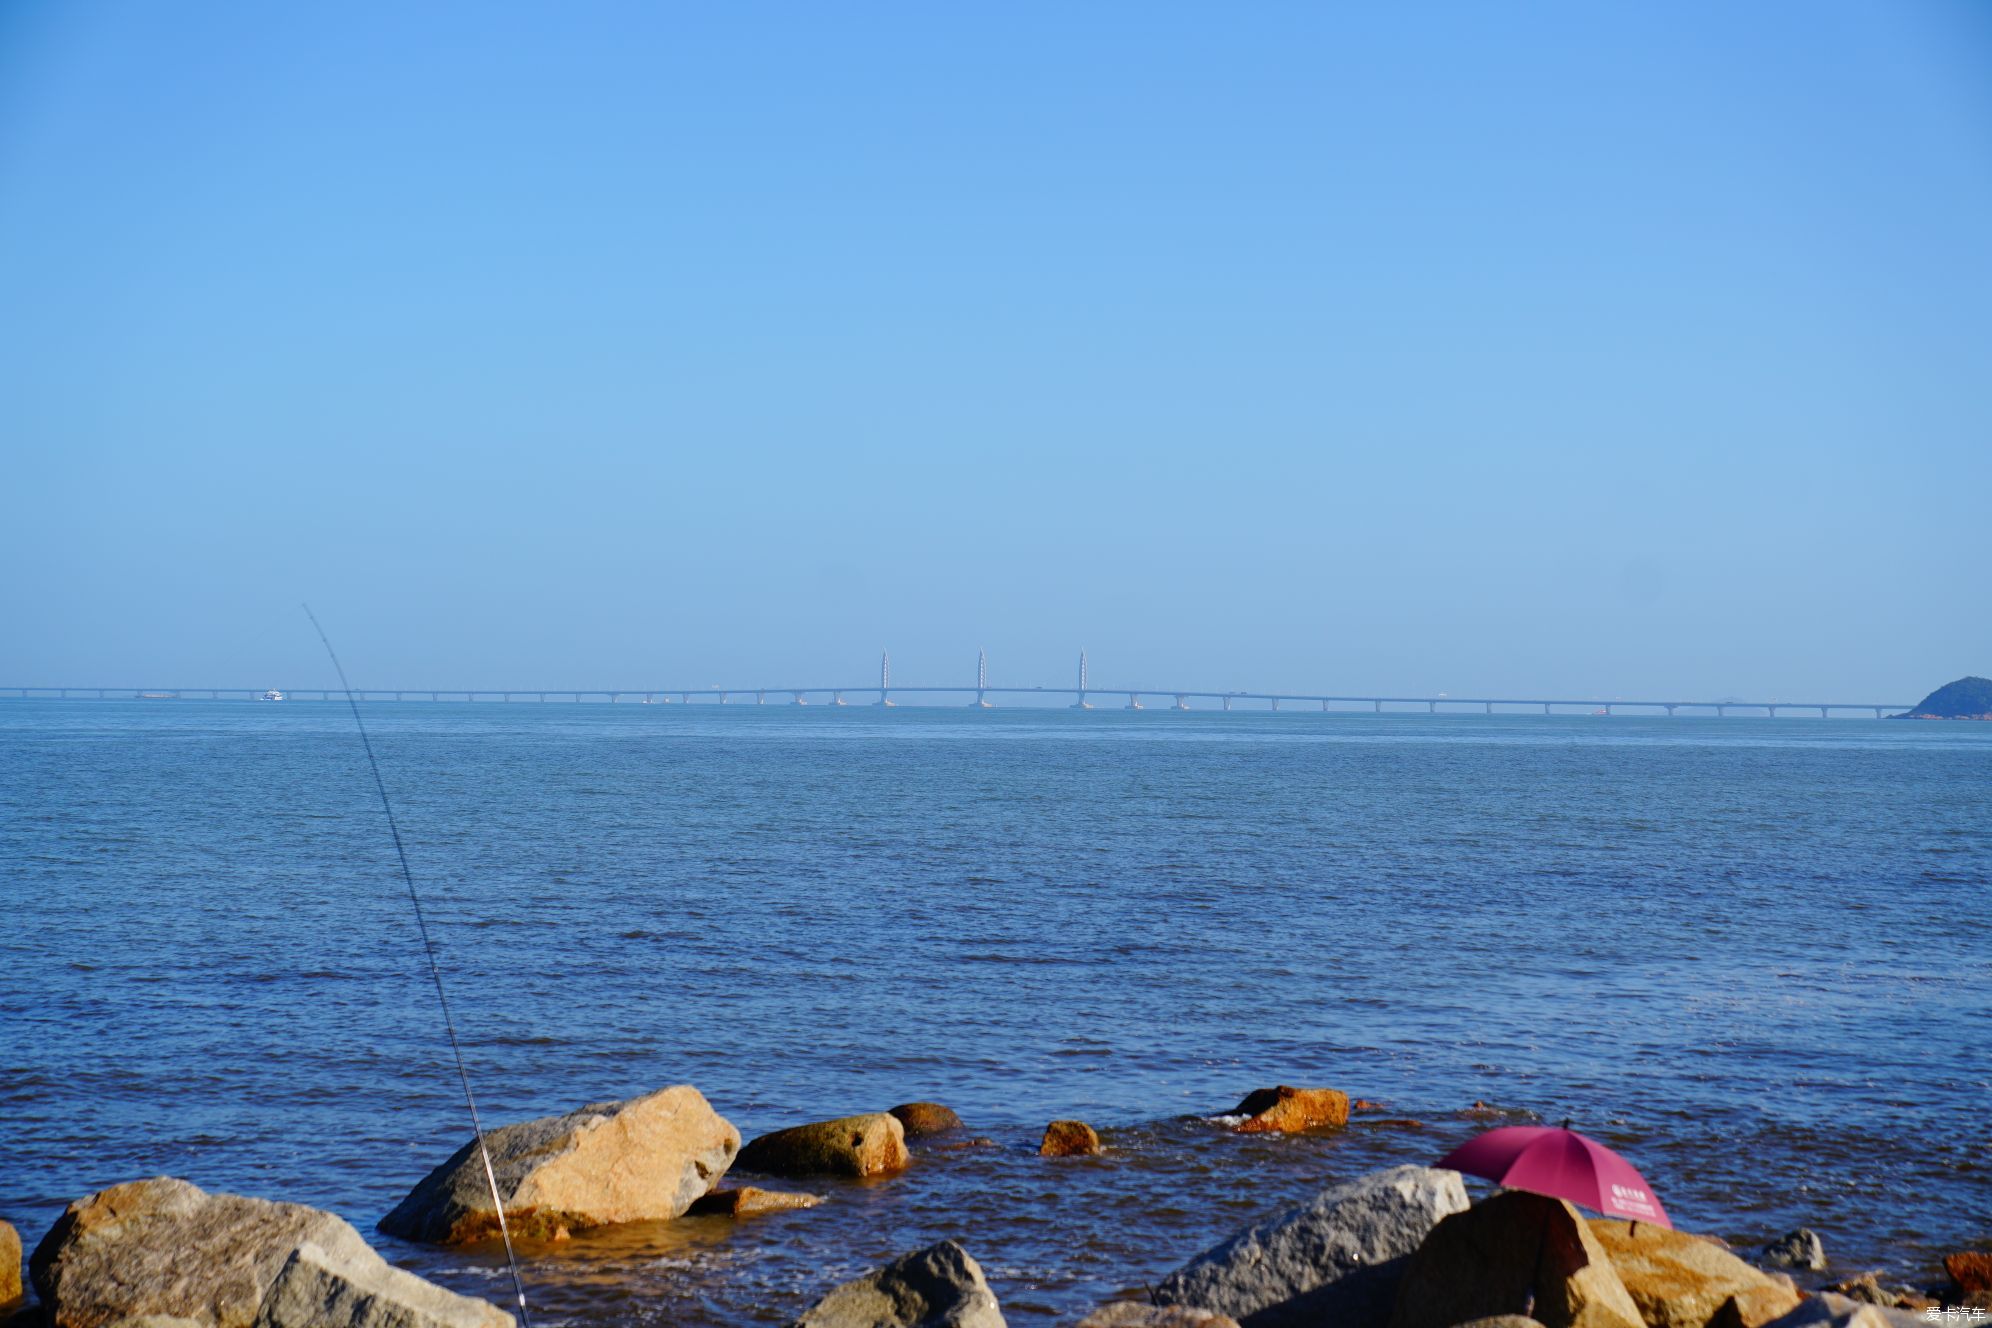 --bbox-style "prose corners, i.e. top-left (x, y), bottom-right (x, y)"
top-left (793, 691), bottom-right (807, 705)
top-left (1222, 697), bottom-right (1232, 711)
top-left (1427, 701), bottom-right (1437, 713)
top-left (1664, 704), bottom-right (1677, 716)
top-left (1766, 706), bottom-right (1778, 718)
top-left (756, 690), bottom-right (765, 705)
top-left (1484, 702), bottom-right (1493, 714)
top-left (1125, 693), bottom-right (1142, 710)
top-left (1819, 705), bottom-right (1828, 718)
top-left (1321, 699), bottom-right (1329, 712)
top-left (876, 690), bottom-right (893, 707)
top-left (971, 690), bottom-right (990, 709)
top-left (1271, 697), bottom-right (1279, 711)
top-left (1375, 700), bottom-right (1384, 713)
top-left (1174, 695), bottom-right (1188, 710)
top-left (1543, 703), bottom-right (1552, 714)
top-left (1874, 707), bottom-right (1884, 719)
top-left (831, 691), bottom-right (845, 706)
